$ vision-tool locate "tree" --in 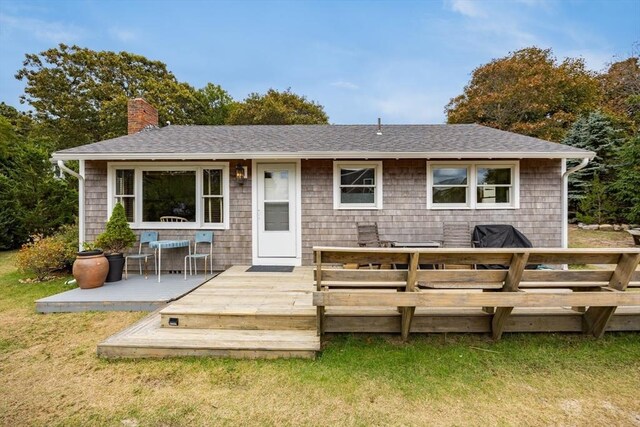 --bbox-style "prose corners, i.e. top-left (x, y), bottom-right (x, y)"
top-left (599, 57), bottom-right (640, 133)
top-left (0, 116), bottom-right (76, 249)
top-left (563, 111), bottom-right (624, 212)
top-left (227, 88), bottom-right (329, 125)
top-left (15, 44), bottom-right (214, 149)
top-left (611, 134), bottom-right (640, 224)
top-left (0, 102), bottom-right (34, 138)
top-left (446, 47), bottom-right (600, 142)
top-left (195, 83), bottom-right (234, 125)
top-left (576, 174), bottom-right (616, 224)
